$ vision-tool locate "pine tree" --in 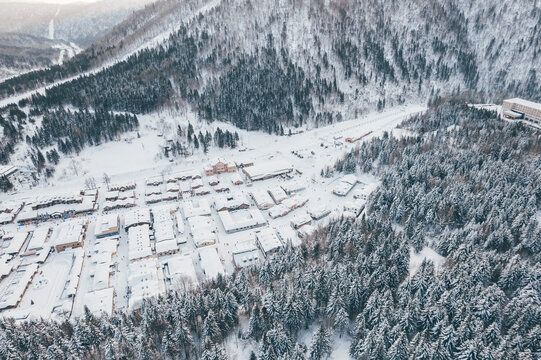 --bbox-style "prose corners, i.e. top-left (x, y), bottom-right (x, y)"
top-left (309, 325), bottom-right (332, 360)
